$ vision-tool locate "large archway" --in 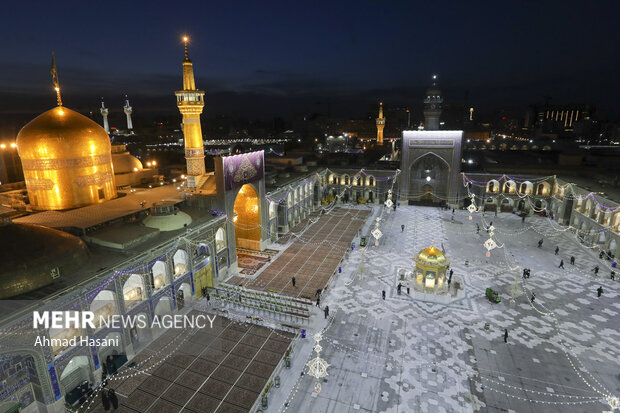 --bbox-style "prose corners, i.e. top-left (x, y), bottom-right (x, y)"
top-left (233, 184), bottom-right (261, 250)
top-left (60, 356), bottom-right (92, 399)
top-left (409, 153), bottom-right (450, 204)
